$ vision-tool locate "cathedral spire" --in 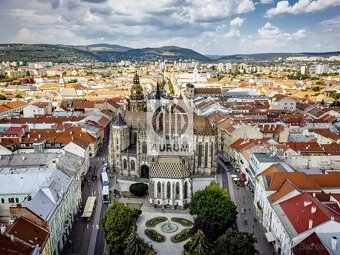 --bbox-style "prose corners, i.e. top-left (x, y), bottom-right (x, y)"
top-left (156, 81), bottom-right (161, 100)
